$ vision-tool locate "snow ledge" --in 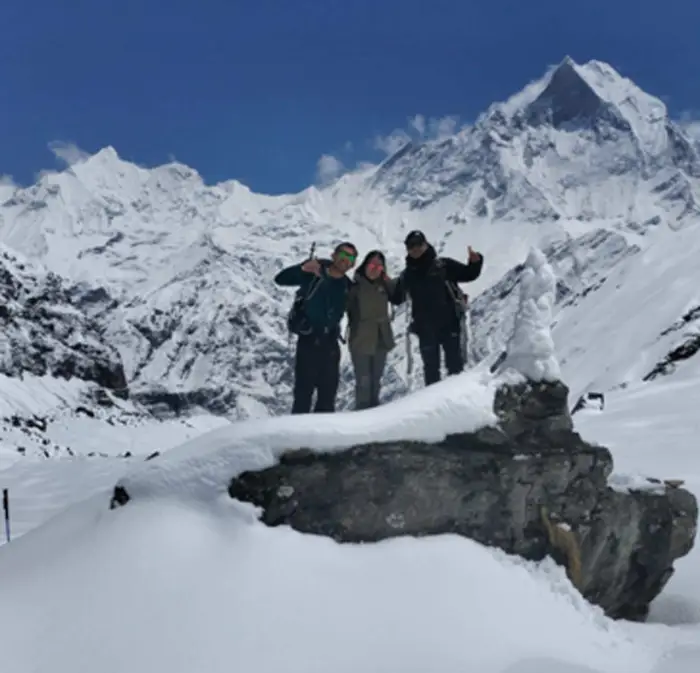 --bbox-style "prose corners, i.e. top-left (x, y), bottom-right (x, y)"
top-left (115, 369), bottom-right (500, 504)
